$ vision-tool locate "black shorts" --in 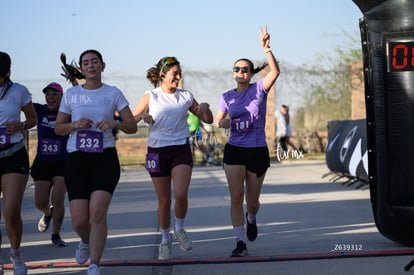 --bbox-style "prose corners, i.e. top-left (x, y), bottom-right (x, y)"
top-left (147, 143), bottom-right (193, 177)
top-left (64, 148), bottom-right (120, 201)
top-left (223, 143), bottom-right (270, 177)
top-left (30, 157), bottom-right (66, 181)
top-left (0, 146), bottom-right (29, 175)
